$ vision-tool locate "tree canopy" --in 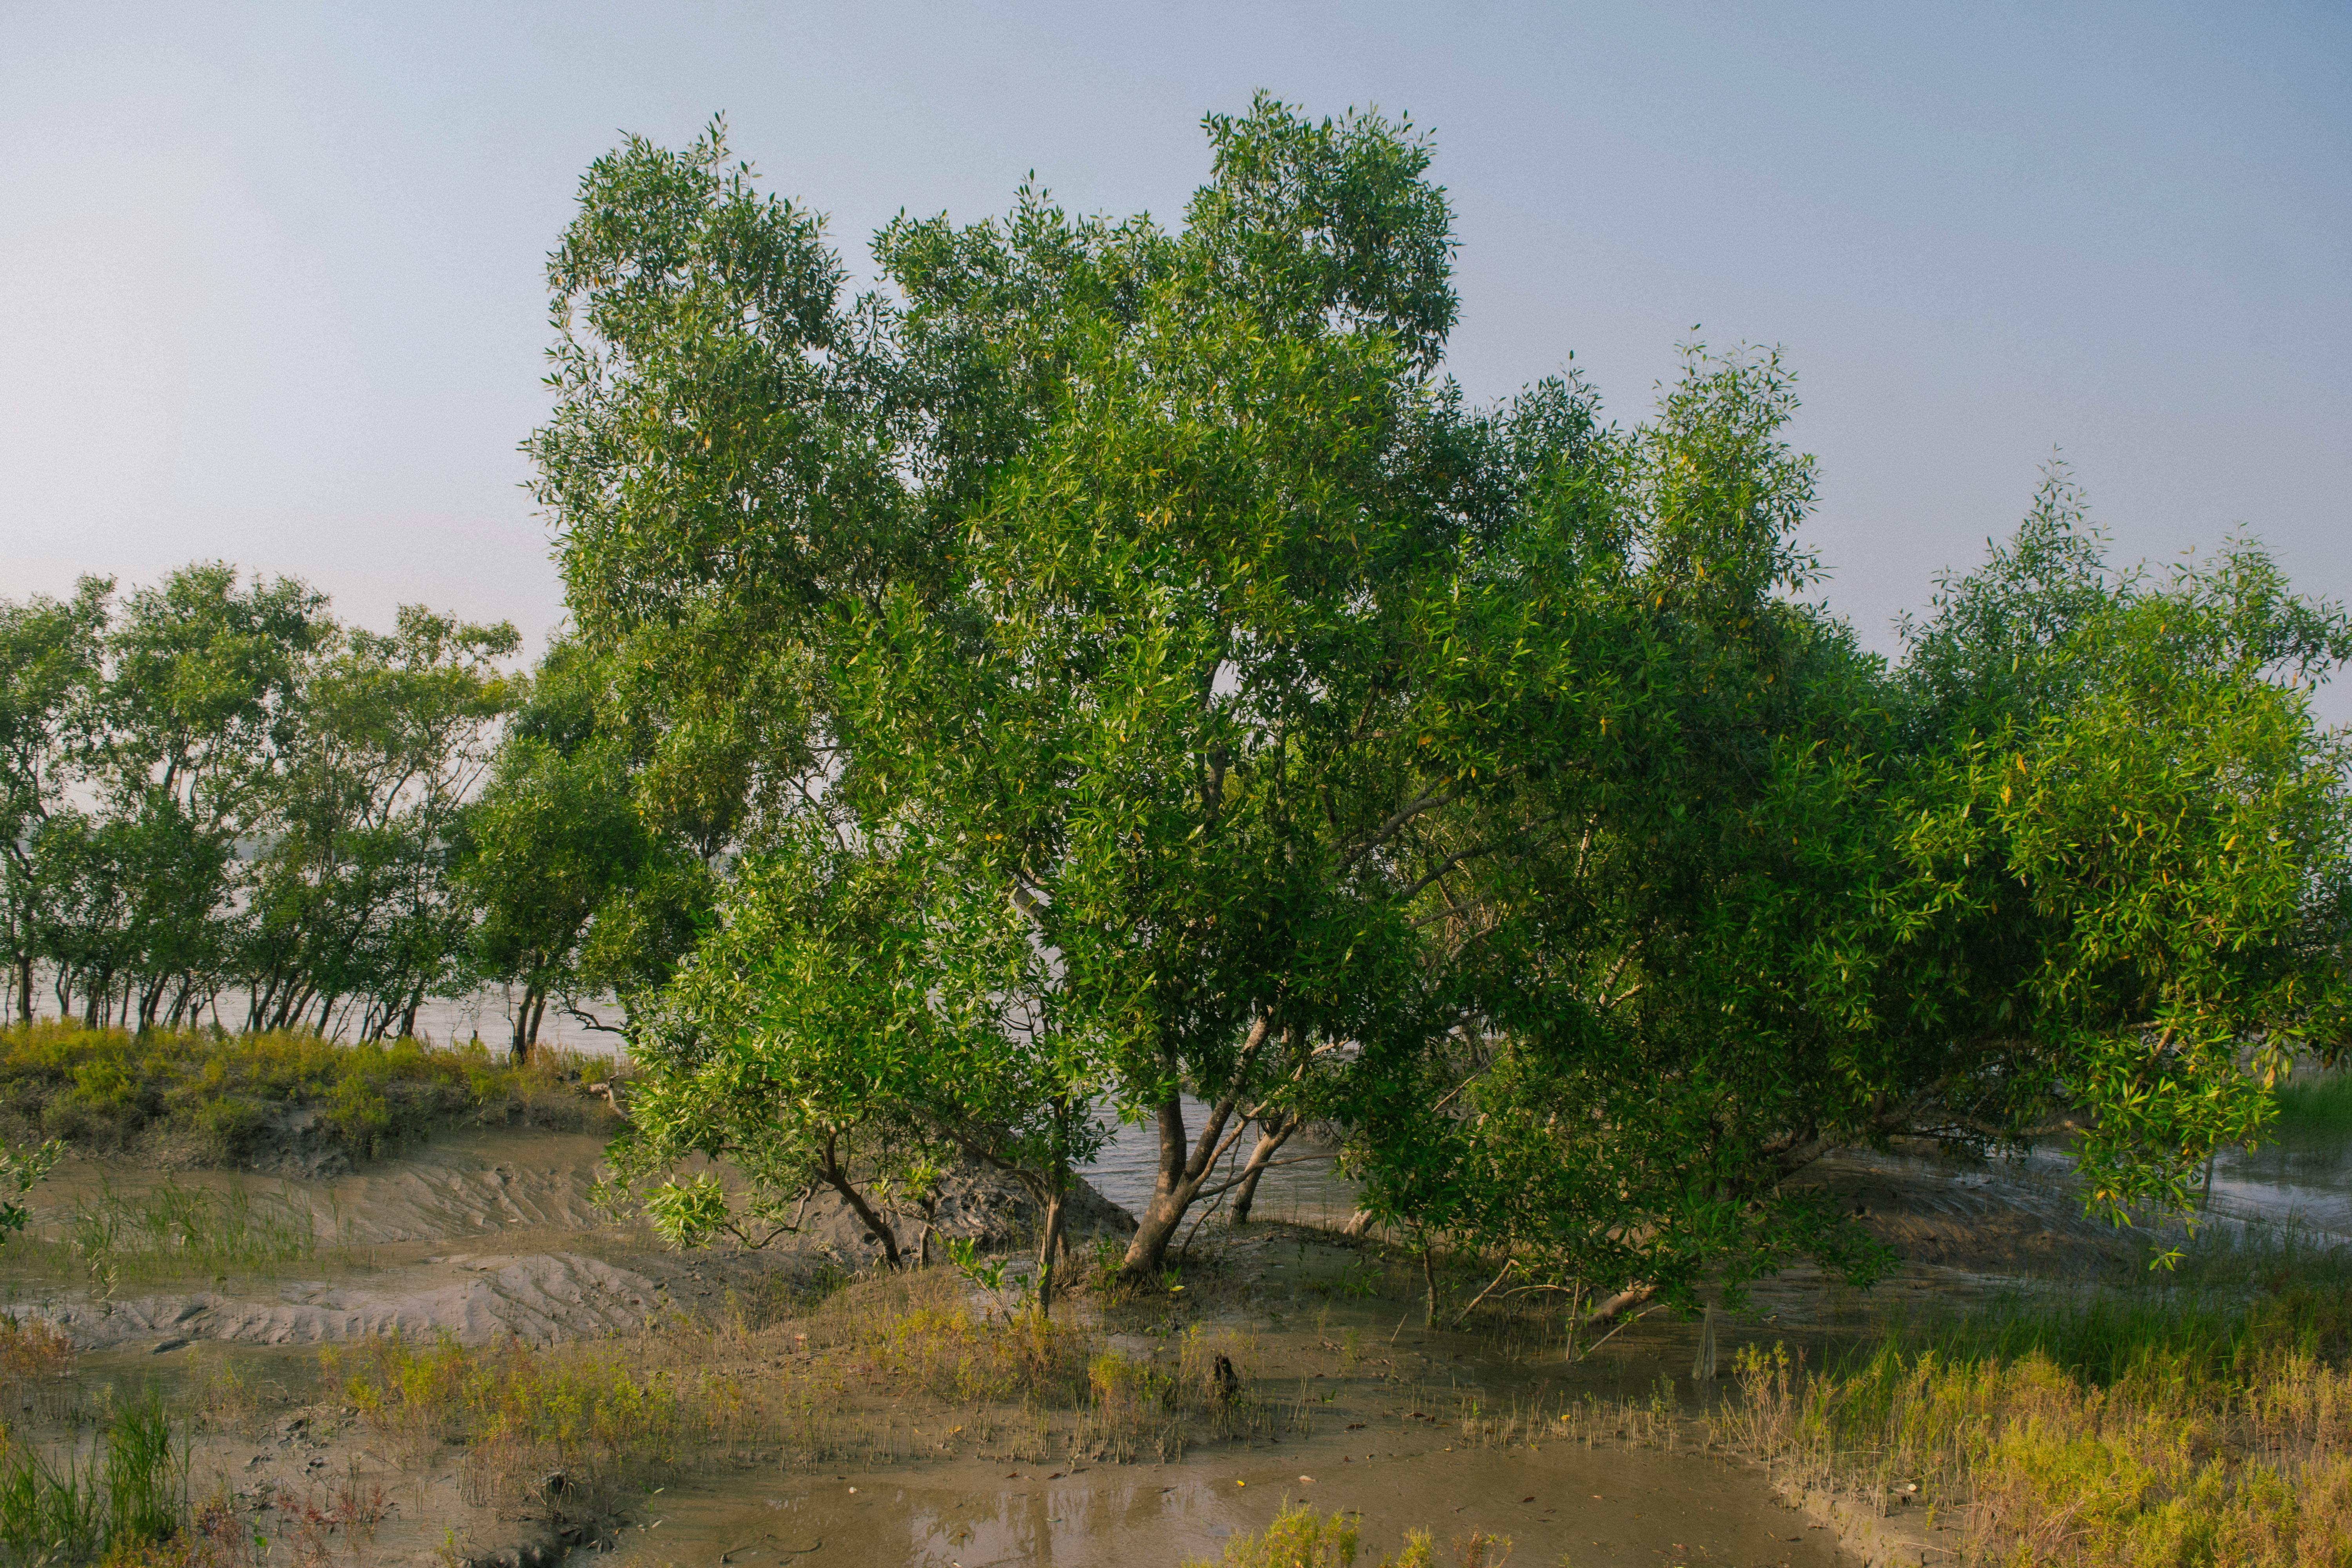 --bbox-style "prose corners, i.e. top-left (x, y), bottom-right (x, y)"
top-left (523, 97), bottom-right (2352, 1303)
top-left (0, 569), bottom-right (703, 1053)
